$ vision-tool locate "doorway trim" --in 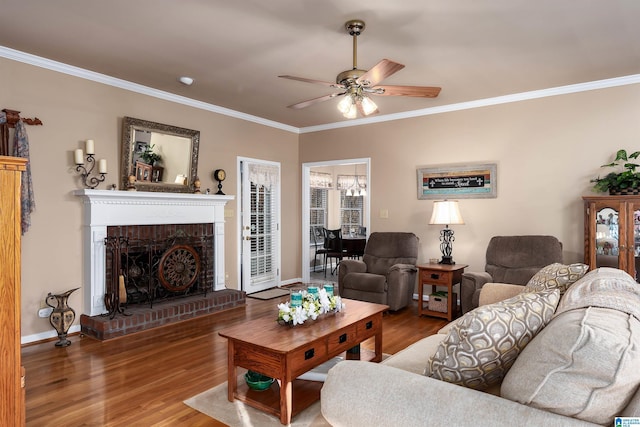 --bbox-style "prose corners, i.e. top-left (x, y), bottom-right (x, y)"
top-left (237, 157), bottom-right (282, 293)
top-left (301, 158), bottom-right (371, 283)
